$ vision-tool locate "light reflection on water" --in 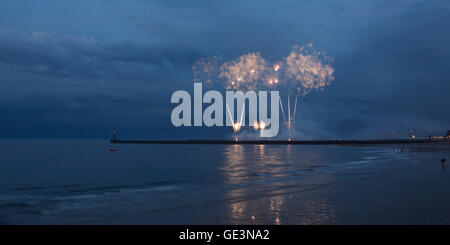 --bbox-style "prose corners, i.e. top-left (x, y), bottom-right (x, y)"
top-left (222, 144), bottom-right (336, 225)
